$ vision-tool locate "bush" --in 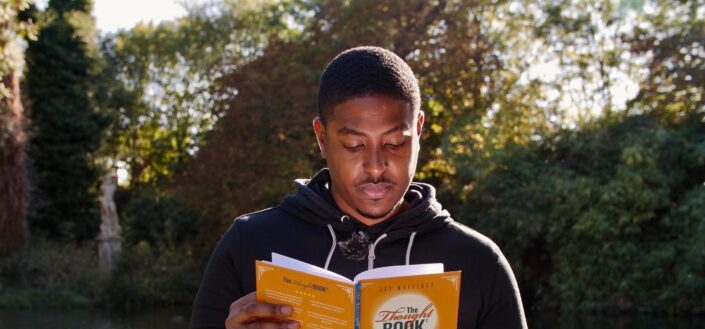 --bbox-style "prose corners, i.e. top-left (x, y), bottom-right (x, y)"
top-left (101, 242), bottom-right (201, 309)
top-left (0, 186), bottom-right (204, 309)
top-left (453, 113), bottom-right (705, 314)
top-left (0, 239), bottom-right (103, 308)
top-left (0, 238), bottom-right (202, 309)
top-left (117, 187), bottom-right (200, 252)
